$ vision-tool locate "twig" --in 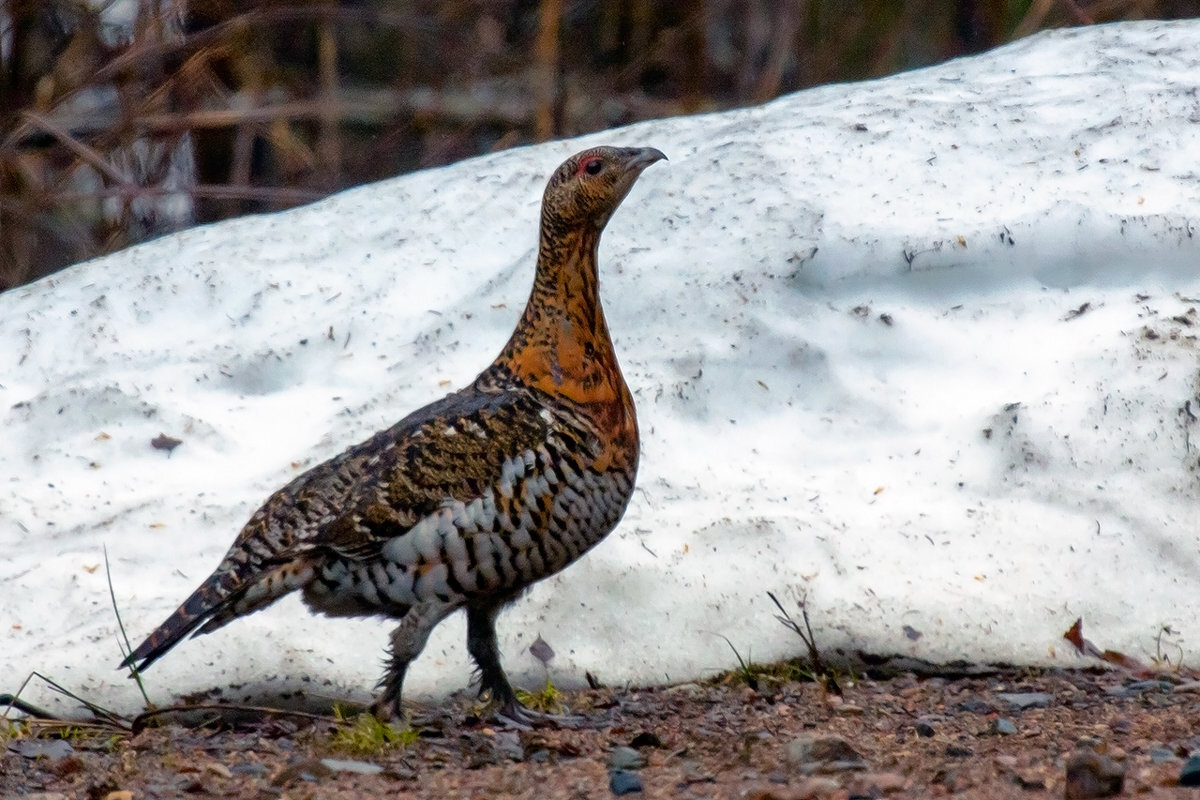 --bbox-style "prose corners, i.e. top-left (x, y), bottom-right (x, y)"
top-left (767, 591), bottom-right (842, 695)
top-left (17, 110), bottom-right (135, 187)
top-left (105, 546), bottom-right (153, 709)
top-left (132, 703), bottom-right (341, 735)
